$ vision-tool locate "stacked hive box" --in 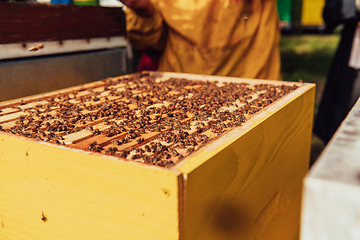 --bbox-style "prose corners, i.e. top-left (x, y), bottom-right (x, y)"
top-left (0, 2), bottom-right (127, 101)
top-left (0, 72), bottom-right (315, 240)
